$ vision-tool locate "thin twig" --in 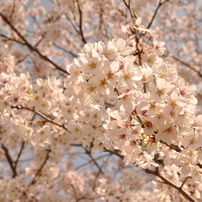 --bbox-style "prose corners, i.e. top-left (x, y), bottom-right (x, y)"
top-left (14, 141), bottom-right (25, 170)
top-left (122, 0), bottom-right (137, 19)
top-left (53, 43), bottom-right (78, 57)
top-left (147, 0), bottom-right (169, 29)
top-left (179, 176), bottom-right (191, 190)
top-left (29, 149), bottom-right (51, 185)
top-left (9, 0), bottom-right (16, 23)
top-left (65, 14), bottom-right (80, 35)
top-left (0, 34), bottom-right (25, 45)
top-left (76, 154), bottom-right (110, 170)
top-left (171, 55), bottom-right (202, 78)
top-left (85, 148), bottom-right (104, 174)
top-left (16, 35), bottom-right (46, 65)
